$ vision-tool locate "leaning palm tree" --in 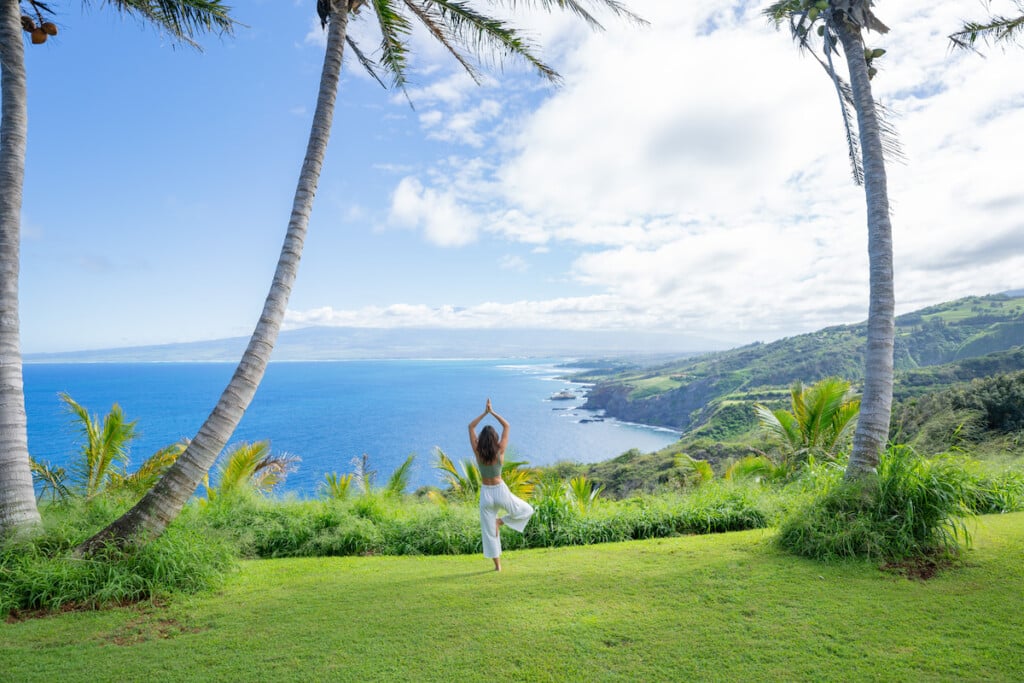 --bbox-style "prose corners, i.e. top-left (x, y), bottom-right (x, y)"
top-left (0, 0), bottom-right (235, 535)
top-left (949, 1), bottom-right (1024, 51)
top-left (82, 0), bottom-right (641, 552)
top-left (764, 0), bottom-right (897, 479)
